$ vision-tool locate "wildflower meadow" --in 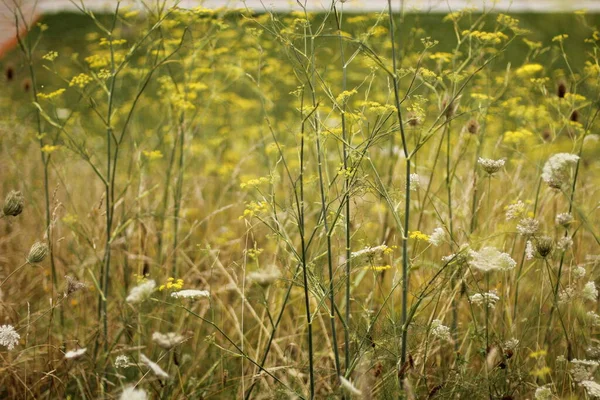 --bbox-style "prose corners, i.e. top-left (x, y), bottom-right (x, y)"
top-left (1, 1), bottom-right (600, 399)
